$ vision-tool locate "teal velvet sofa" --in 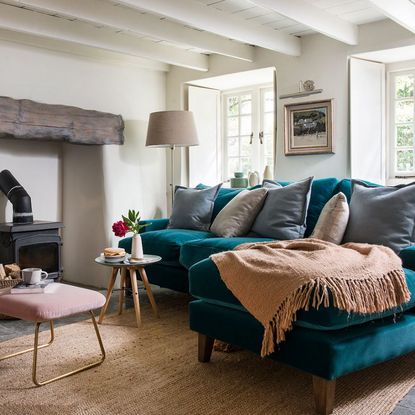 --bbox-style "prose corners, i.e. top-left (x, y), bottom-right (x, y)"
top-left (119, 178), bottom-right (341, 292)
top-left (120, 178), bottom-right (415, 414)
